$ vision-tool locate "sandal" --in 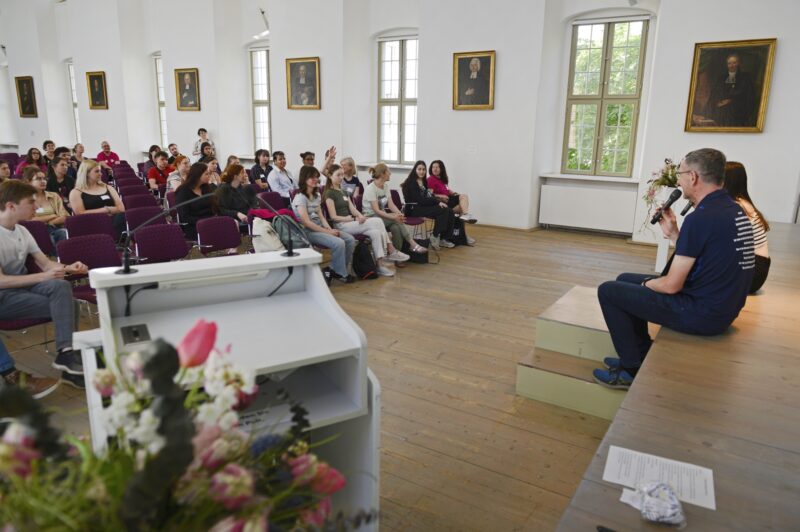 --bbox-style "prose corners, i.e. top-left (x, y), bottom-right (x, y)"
top-left (411, 244), bottom-right (427, 253)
